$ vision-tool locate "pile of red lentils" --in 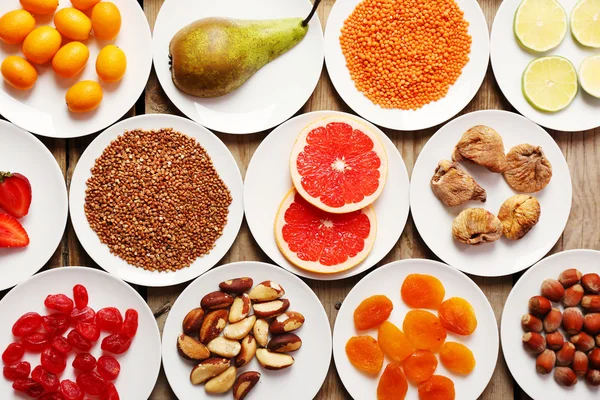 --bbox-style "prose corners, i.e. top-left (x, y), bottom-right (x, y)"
top-left (84, 128), bottom-right (232, 272)
top-left (340, 0), bottom-right (472, 110)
